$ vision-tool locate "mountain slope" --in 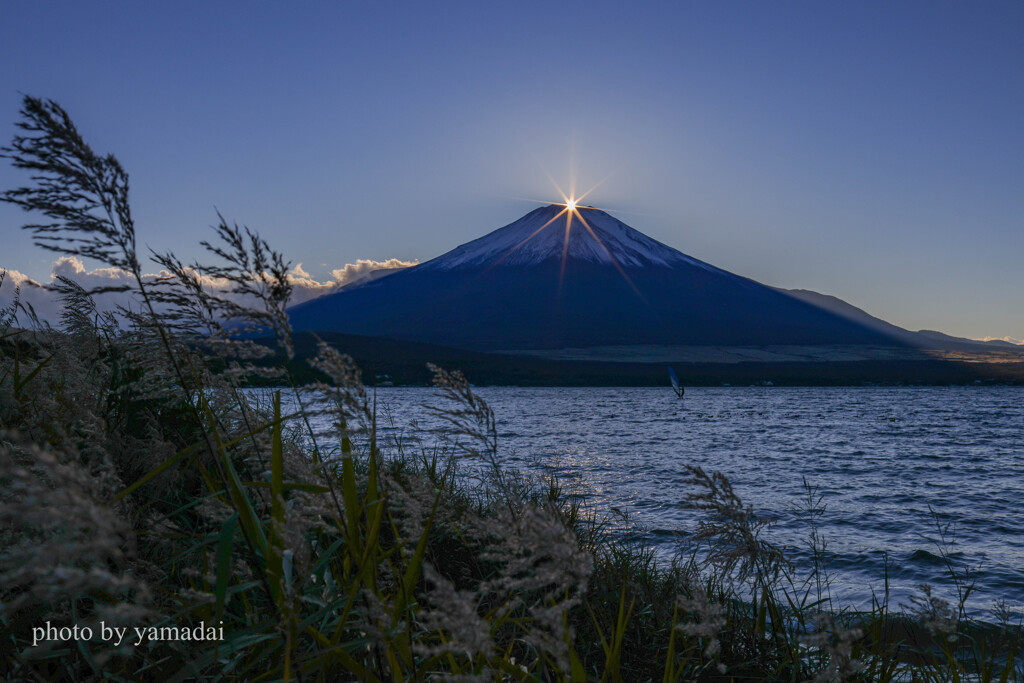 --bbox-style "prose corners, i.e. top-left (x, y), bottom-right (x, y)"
top-left (288, 205), bottom-right (907, 351)
top-left (778, 288), bottom-right (1022, 352)
top-left (420, 205), bottom-right (719, 271)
